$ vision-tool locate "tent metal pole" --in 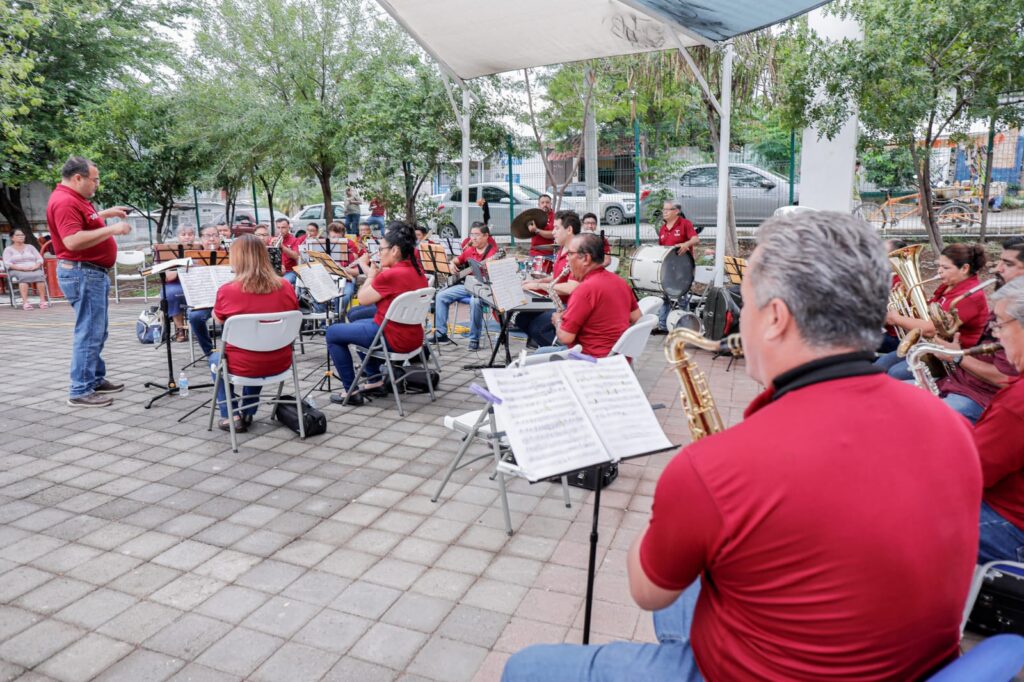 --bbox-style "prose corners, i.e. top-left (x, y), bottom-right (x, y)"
top-left (714, 42), bottom-right (733, 288)
top-left (460, 87), bottom-right (471, 240)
